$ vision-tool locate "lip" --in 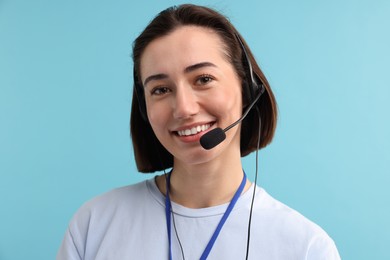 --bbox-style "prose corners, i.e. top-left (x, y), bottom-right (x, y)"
top-left (172, 122), bottom-right (215, 143)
